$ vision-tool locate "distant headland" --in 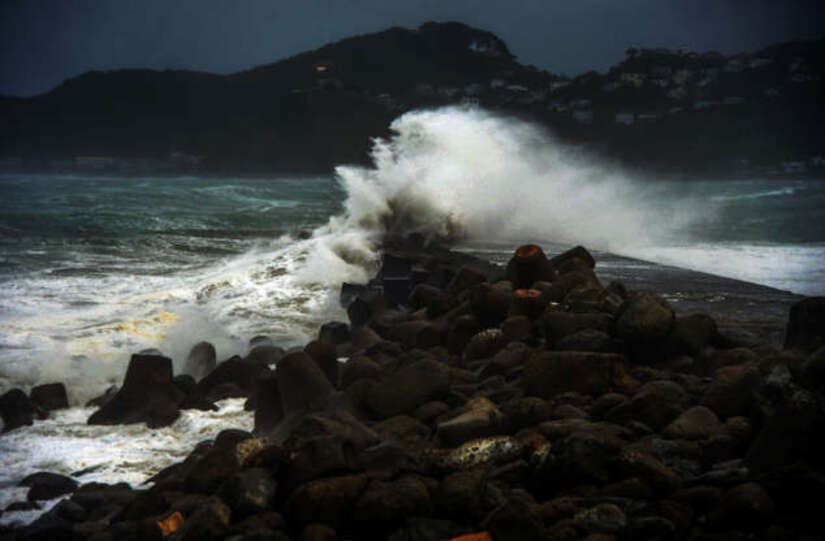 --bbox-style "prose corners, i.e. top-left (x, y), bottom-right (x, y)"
top-left (1, 22), bottom-right (823, 177)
